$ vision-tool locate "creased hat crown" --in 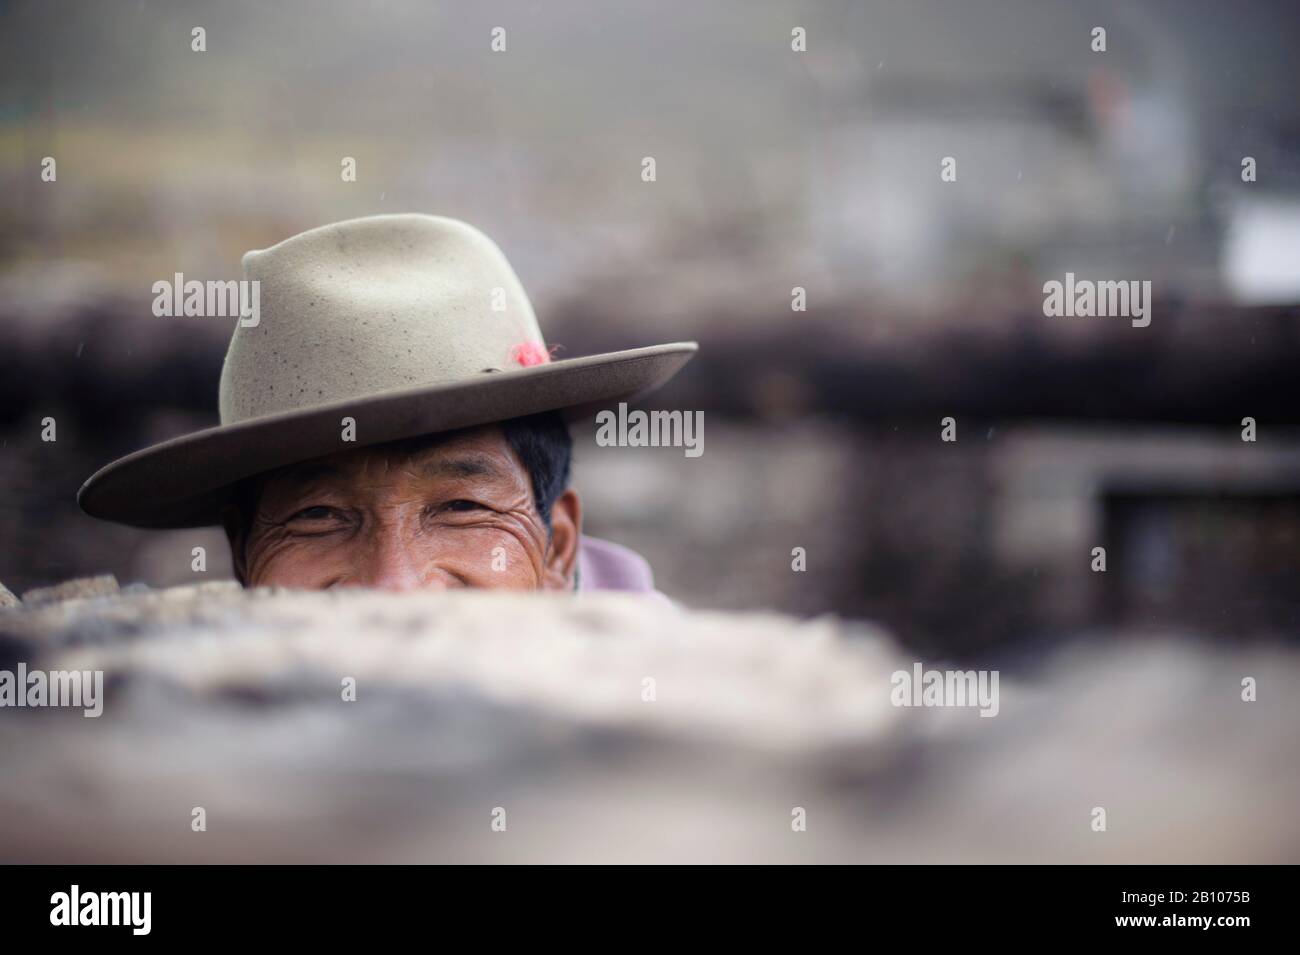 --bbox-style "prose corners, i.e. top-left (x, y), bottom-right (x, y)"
top-left (219, 214), bottom-right (545, 424)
